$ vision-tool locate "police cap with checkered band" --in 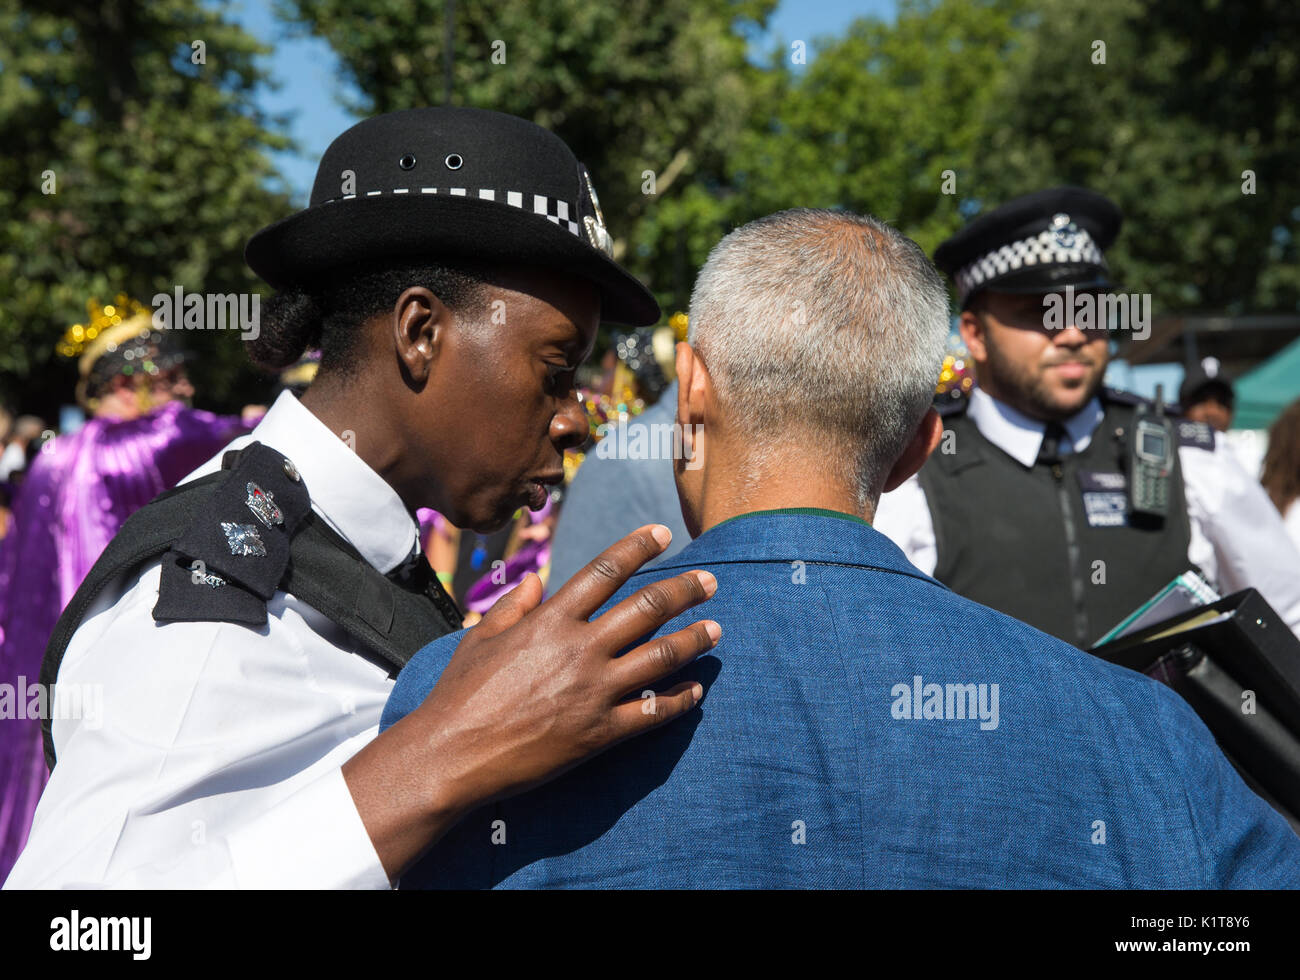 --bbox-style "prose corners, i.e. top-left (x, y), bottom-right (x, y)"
top-left (245, 106), bottom-right (660, 326)
top-left (934, 187), bottom-right (1122, 309)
